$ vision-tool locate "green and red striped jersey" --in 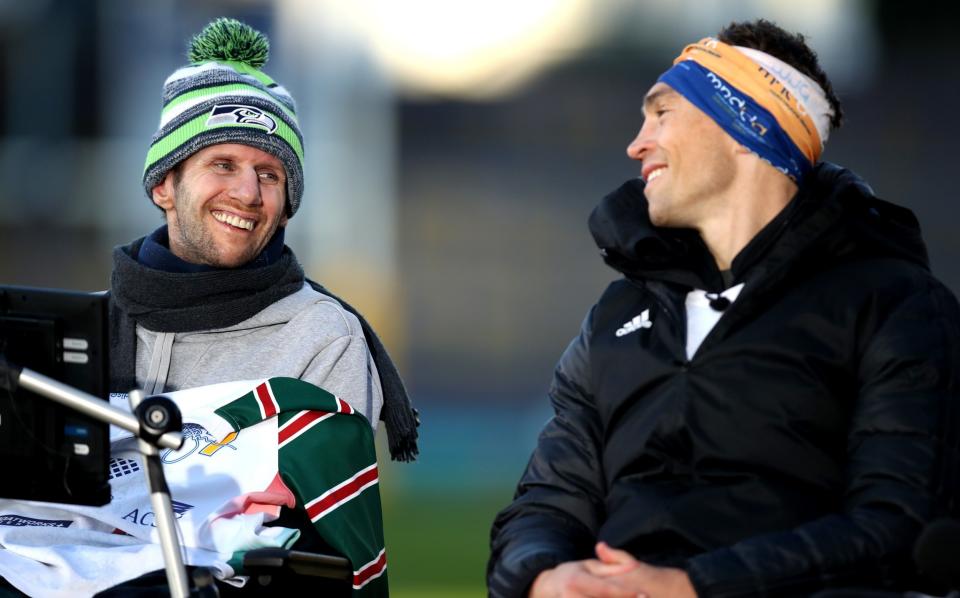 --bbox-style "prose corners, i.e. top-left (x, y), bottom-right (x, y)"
top-left (214, 377), bottom-right (387, 595)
